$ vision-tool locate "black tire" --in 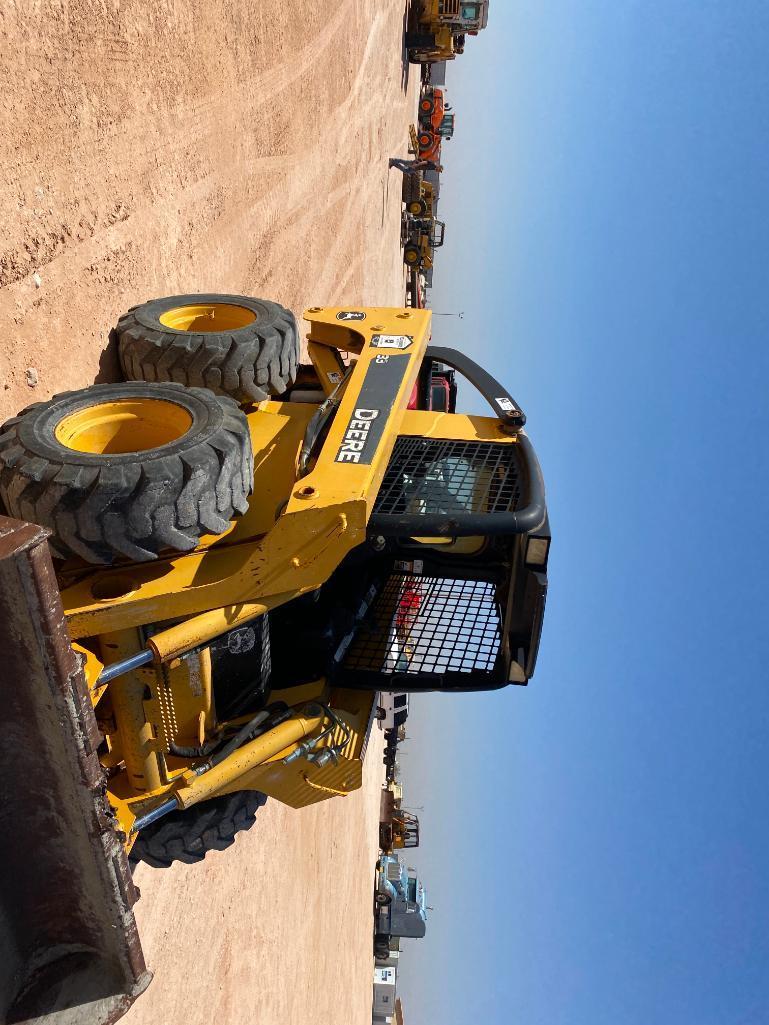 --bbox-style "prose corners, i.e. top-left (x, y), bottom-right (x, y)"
top-left (408, 199), bottom-right (428, 216)
top-left (401, 171), bottom-right (423, 204)
top-left (403, 245), bottom-right (422, 268)
top-left (374, 939), bottom-right (390, 959)
top-left (0, 381), bottom-right (253, 564)
top-left (118, 293), bottom-right (299, 405)
top-left (375, 892), bottom-right (392, 907)
top-left (130, 790), bottom-right (266, 869)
